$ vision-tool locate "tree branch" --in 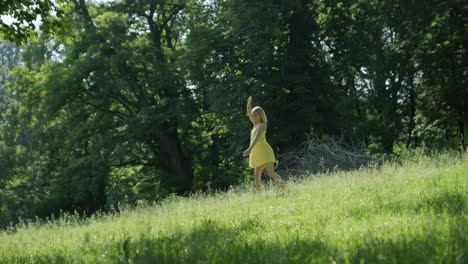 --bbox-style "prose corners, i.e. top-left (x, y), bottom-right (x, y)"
top-left (109, 159), bottom-right (151, 168)
top-left (72, 0), bottom-right (94, 28)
